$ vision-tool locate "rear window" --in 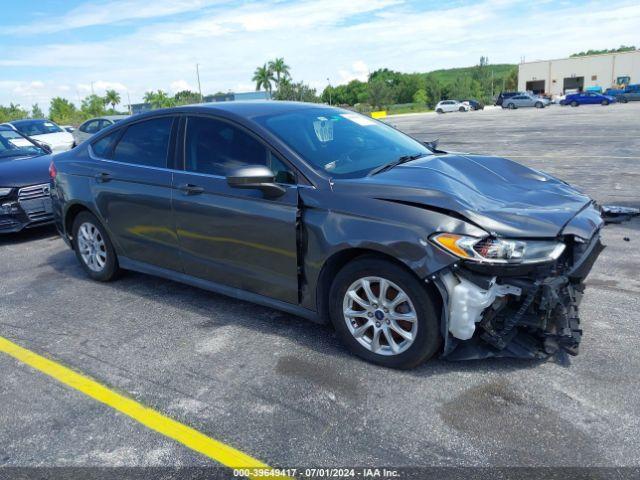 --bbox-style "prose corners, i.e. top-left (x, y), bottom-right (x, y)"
top-left (13, 120), bottom-right (63, 136)
top-left (111, 117), bottom-right (173, 168)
